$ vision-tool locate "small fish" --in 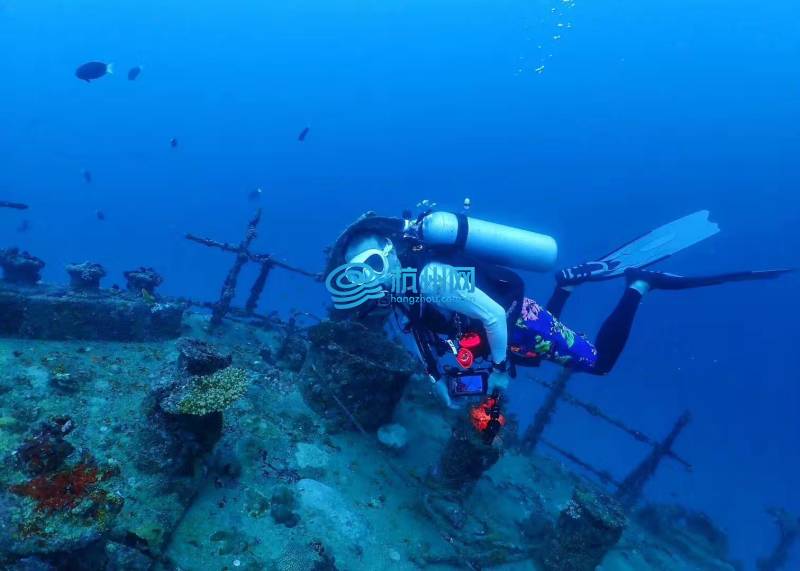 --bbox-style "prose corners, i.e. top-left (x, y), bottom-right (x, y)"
top-left (141, 288), bottom-right (156, 306)
top-left (75, 61), bottom-right (113, 82)
top-left (535, 65), bottom-right (545, 74)
top-left (96, 210), bottom-right (106, 221)
top-left (127, 66), bottom-right (142, 81)
top-left (82, 169), bottom-right (92, 183)
top-left (16, 220), bottom-right (31, 233)
top-left (248, 187), bottom-right (263, 202)
top-left (463, 197), bottom-right (471, 210)
top-left (170, 138), bottom-right (178, 148)
top-left (297, 127), bottom-right (310, 142)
